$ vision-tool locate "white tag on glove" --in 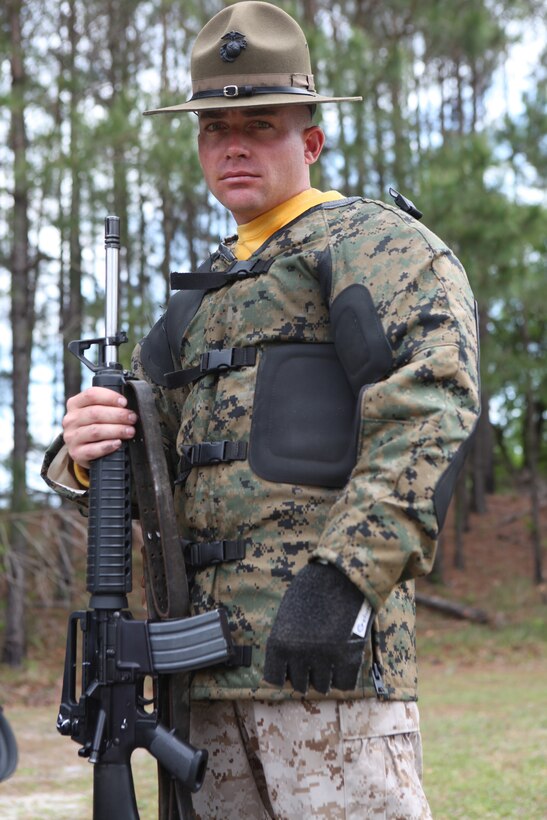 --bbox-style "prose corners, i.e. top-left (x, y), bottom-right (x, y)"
top-left (351, 599), bottom-right (373, 638)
